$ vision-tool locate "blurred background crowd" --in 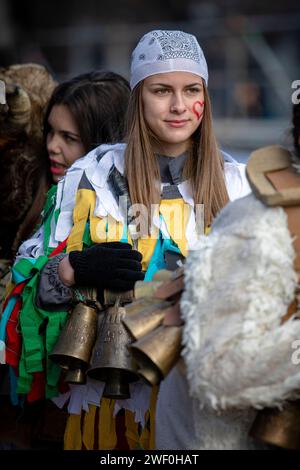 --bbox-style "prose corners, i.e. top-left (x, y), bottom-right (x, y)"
top-left (0, 0), bottom-right (299, 159)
